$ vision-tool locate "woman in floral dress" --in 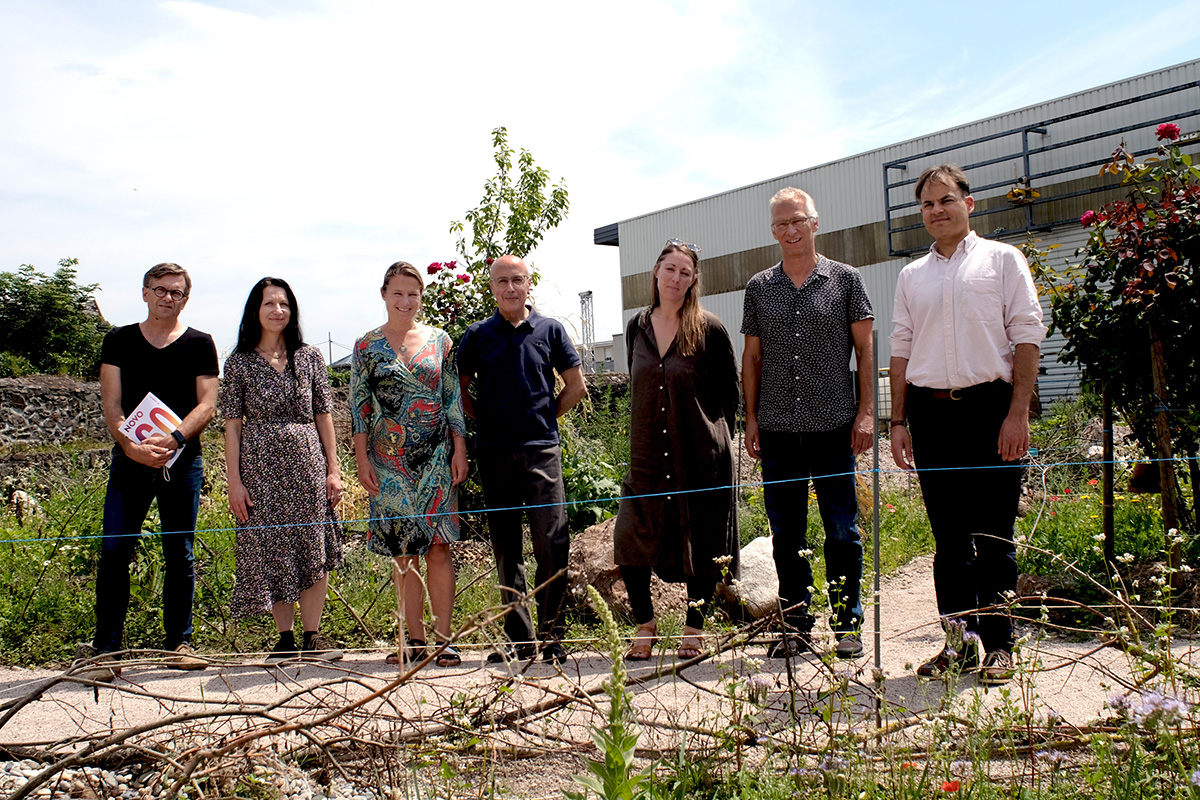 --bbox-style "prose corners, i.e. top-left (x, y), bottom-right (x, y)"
top-left (352, 261), bottom-right (468, 668)
top-left (222, 277), bottom-right (344, 662)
